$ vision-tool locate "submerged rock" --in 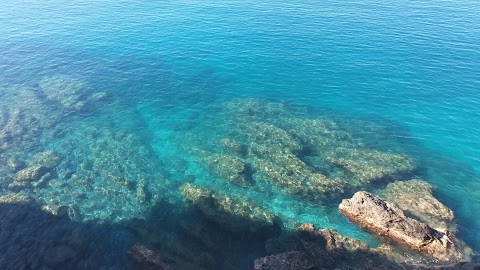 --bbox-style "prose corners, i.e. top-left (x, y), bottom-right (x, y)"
top-left (325, 148), bottom-right (415, 183)
top-left (220, 138), bottom-right (246, 155)
top-left (253, 251), bottom-right (316, 270)
top-left (0, 194), bottom-right (34, 204)
top-left (381, 179), bottom-right (456, 232)
top-left (205, 154), bottom-right (252, 187)
top-left (180, 183), bottom-right (277, 234)
top-left (6, 158), bottom-right (26, 173)
top-left (338, 191), bottom-right (469, 262)
top-left (41, 204), bottom-right (70, 218)
top-left (39, 75), bottom-right (107, 111)
top-left (14, 164), bottom-right (48, 182)
top-left (31, 150), bottom-right (62, 169)
top-left (128, 244), bottom-right (168, 270)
